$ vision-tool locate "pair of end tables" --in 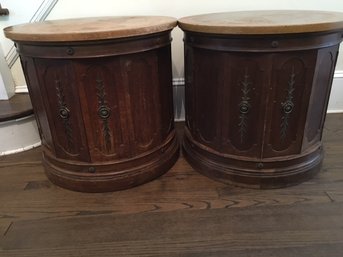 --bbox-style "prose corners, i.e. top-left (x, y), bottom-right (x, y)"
top-left (4, 10), bottom-right (343, 192)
